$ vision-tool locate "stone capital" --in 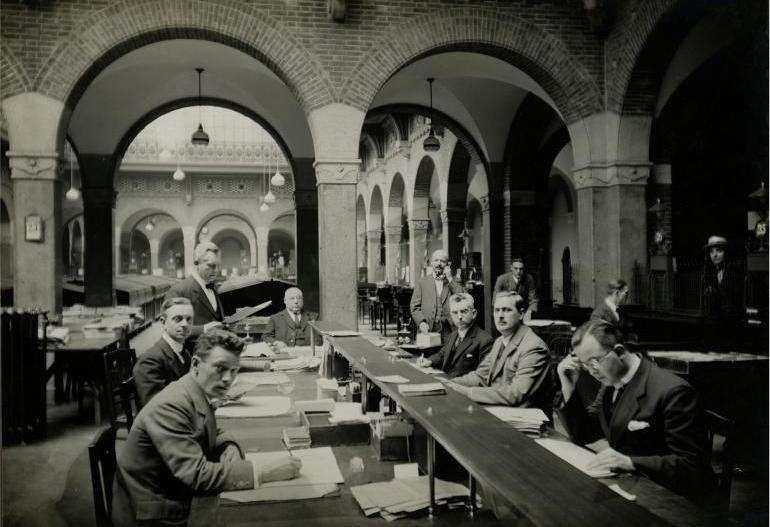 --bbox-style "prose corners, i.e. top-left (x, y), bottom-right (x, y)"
top-left (313, 159), bottom-right (361, 185)
top-left (366, 229), bottom-right (383, 239)
top-left (294, 189), bottom-right (318, 209)
top-left (81, 186), bottom-right (117, 208)
top-left (385, 225), bottom-right (402, 238)
top-left (7, 152), bottom-right (59, 181)
top-left (409, 218), bottom-right (430, 231)
top-left (572, 161), bottom-right (651, 190)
